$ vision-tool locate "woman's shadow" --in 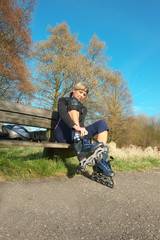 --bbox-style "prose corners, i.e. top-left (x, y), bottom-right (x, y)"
top-left (60, 157), bottom-right (92, 180)
top-left (61, 157), bottom-right (78, 178)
